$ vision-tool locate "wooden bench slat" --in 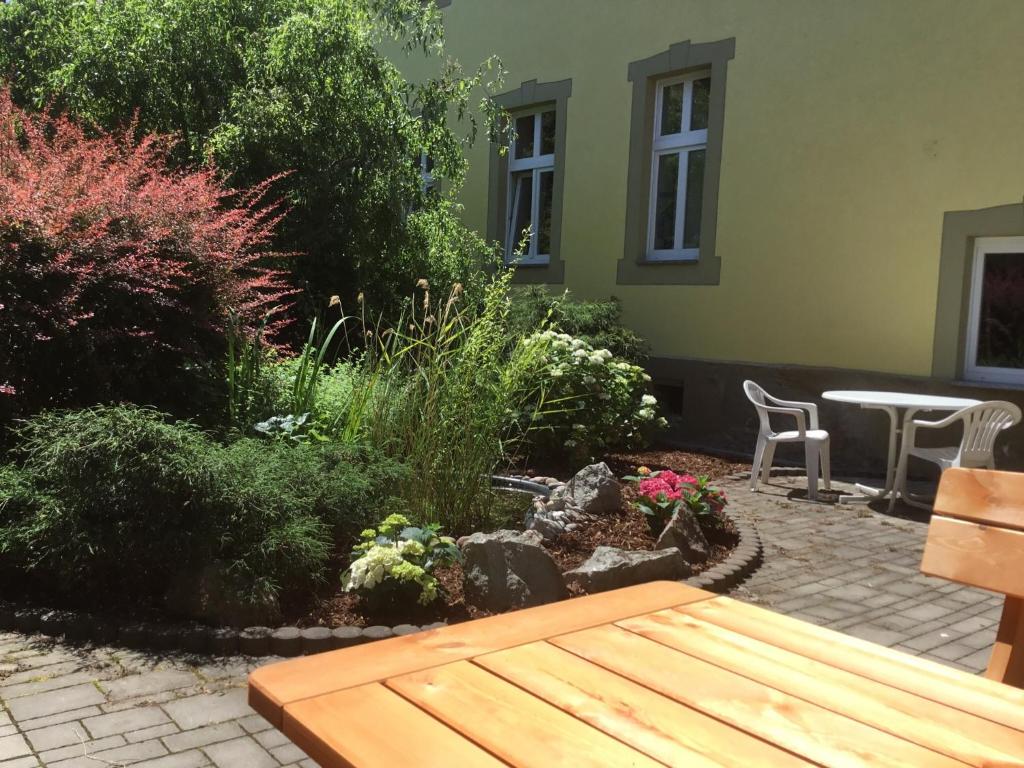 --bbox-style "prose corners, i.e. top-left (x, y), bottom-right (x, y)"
top-left (248, 581), bottom-right (712, 726)
top-left (679, 597), bottom-right (1024, 732)
top-left (282, 683), bottom-right (508, 768)
top-left (921, 515), bottom-right (1024, 598)
top-left (385, 660), bottom-right (662, 768)
top-left (933, 467), bottom-right (1024, 531)
top-left (551, 624), bottom-right (968, 768)
top-left (475, 641), bottom-right (811, 768)
top-left (619, 608), bottom-right (1024, 766)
